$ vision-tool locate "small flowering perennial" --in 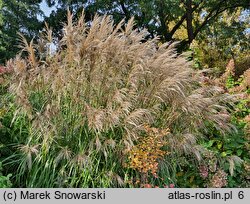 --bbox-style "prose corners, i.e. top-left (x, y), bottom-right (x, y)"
top-left (209, 169), bottom-right (228, 188)
top-left (126, 125), bottom-right (169, 176)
